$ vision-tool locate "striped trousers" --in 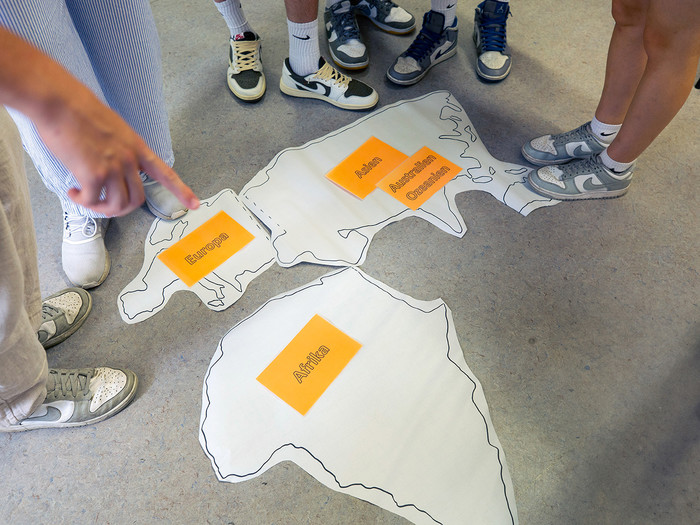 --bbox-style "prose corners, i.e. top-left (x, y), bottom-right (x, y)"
top-left (0, 0), bottom-right (174, 217)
